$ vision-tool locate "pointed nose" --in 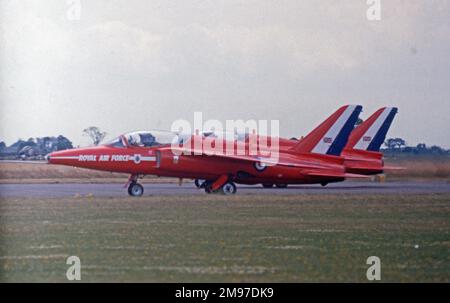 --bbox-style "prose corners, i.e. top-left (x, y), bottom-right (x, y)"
top-left (45, 147), bottom-right (105, 169)
top-left (45, 149), bottom-right (81, 166)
